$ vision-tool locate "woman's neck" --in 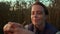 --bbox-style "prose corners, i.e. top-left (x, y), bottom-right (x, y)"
top-left (35, 22), bottom-right (45, 32)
